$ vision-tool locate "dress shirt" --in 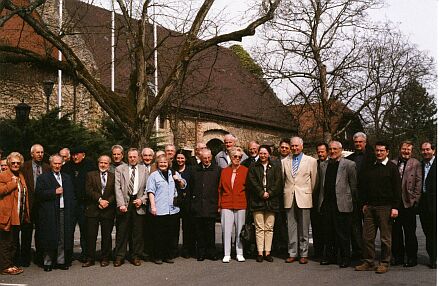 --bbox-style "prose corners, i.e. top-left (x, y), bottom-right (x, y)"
top-left (54, 172), bottom-right (64, 208)
top-left (423, 156), bottom-right (435, 193)
top-left (128, 165), bottom-right (139, 195)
